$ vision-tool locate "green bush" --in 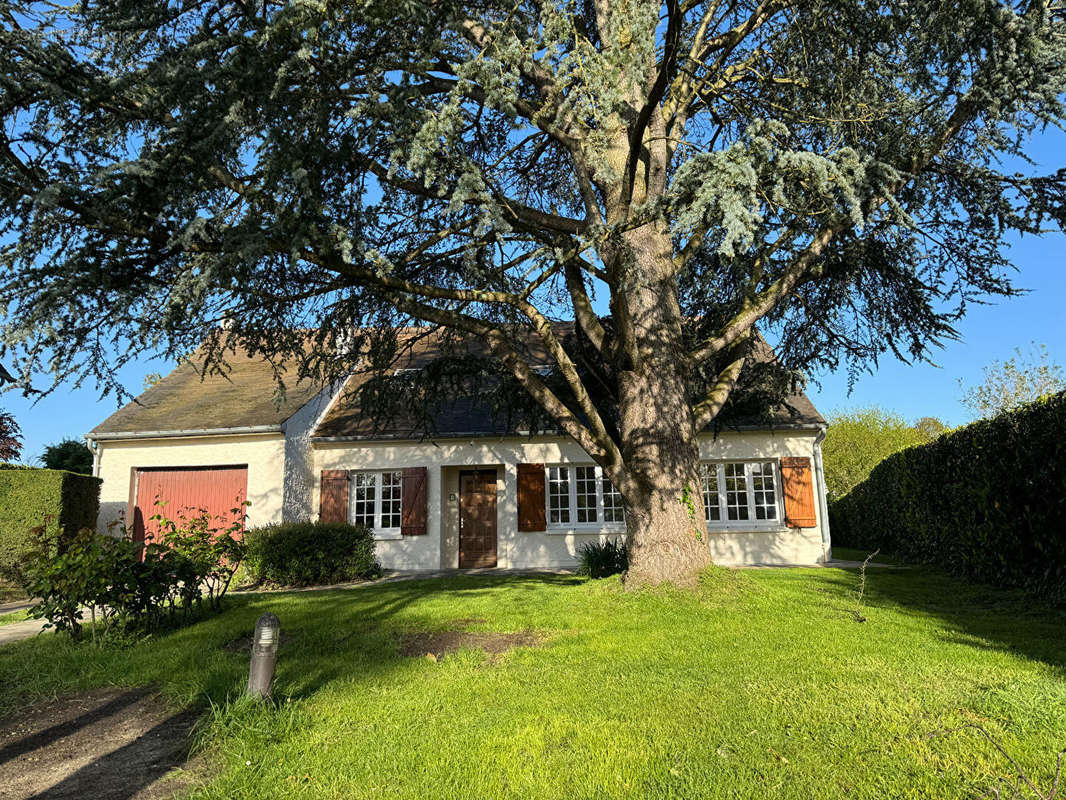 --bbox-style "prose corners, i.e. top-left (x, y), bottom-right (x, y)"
top-left (244, 522), bottom-right (381, 586)
top-left (0, 467), bottom-right (101, 580)
top-left (830, 392), bottom-right (1066, 601)
top-left (821, 407), bottom-right (928, 502)
top-left (20, 505), bottom-right (246, 642)
top-left (577, 537), bottom-right (629, 579)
